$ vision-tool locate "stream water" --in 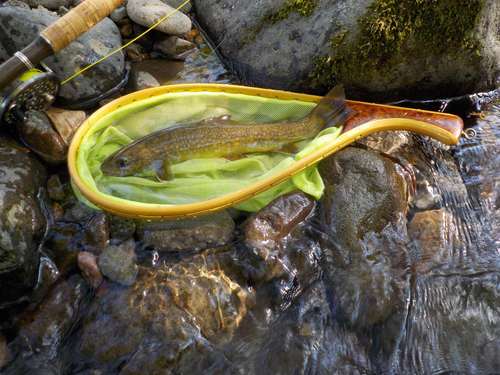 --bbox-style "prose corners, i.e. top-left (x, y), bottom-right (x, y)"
top-left (0, 25), bottom-right (499, 375)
